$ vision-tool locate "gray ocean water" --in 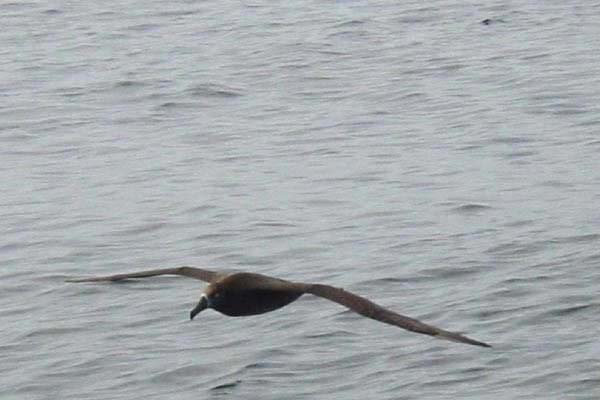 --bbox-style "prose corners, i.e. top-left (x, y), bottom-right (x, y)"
top-left (2, 1), bottom-right (600, 399)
